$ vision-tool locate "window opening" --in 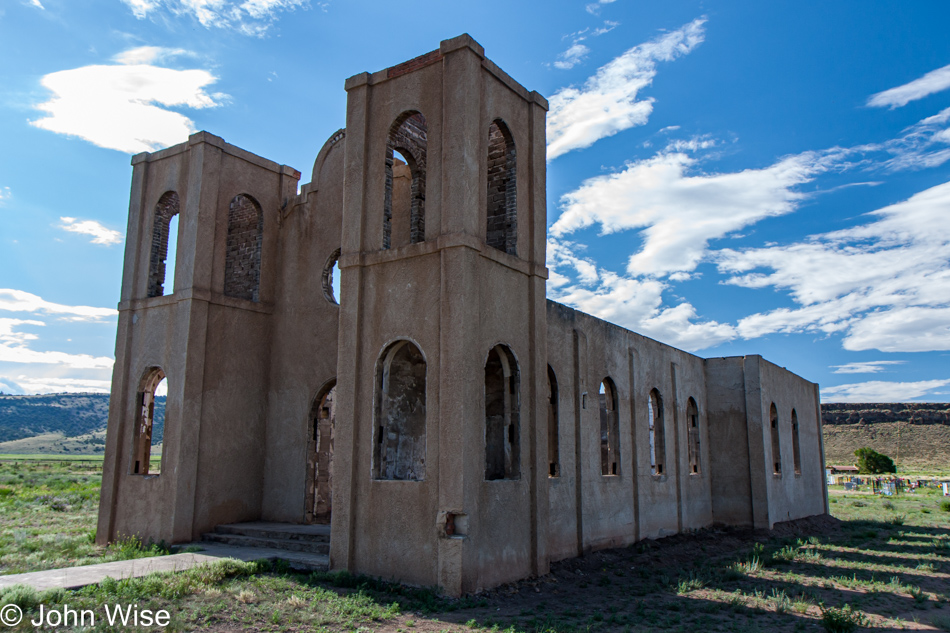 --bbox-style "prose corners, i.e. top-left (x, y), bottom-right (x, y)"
top-left (224, 194), bottom-right (263, 302)
top-left (147, 191), bottom-right (180, 297)
top-left (547, 365), bottom-right (559, 477)
top-left (485, 345), bottom-right (520, 480)
top-left (384, 112), bottom-right (427, 250)
top-left (132, 369), bottom-right (166, 476)
top-left (649, 389), bottom-right (665, 475)
top-left (770, 403), bottom-right (782, 475)
top-left (687, 397), bottom-right (701, 474)
top-left (599, 378), bottom-right (620, 476)
top-left (373, 341), bottom-right (427, 480)
top-left (791, 408), bottom-right (802, 475)
top-left (486, 119), bottom-right (517, 255)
